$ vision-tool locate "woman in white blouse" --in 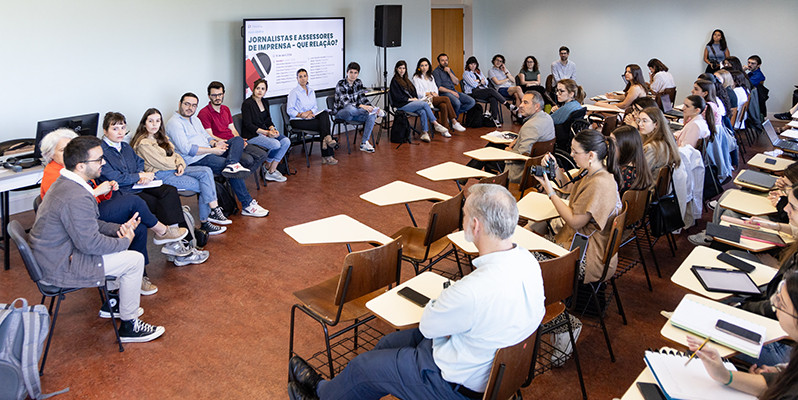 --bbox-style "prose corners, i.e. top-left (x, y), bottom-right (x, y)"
top-left (412, 58), bottom-right (465, 132)
top-left (646, 59), bottom-right (676, 95)
top-left (287, 68), bottom-right (337, 165)
top-left (675, 95), bottom-right (715, 149)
